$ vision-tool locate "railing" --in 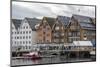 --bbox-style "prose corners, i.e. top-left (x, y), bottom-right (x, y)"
top-left (12, 44), bottom-right (94, 52)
